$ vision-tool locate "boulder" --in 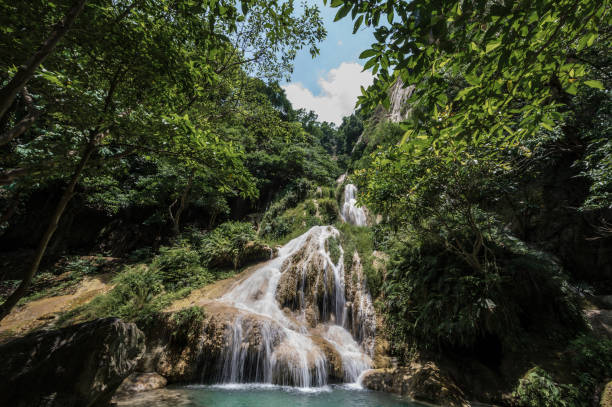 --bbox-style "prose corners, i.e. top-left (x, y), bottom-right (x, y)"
top-left (585, 308), bottom-right (612, 340)
top-left (0, 317), bottom-right (145, 407)
top-left (115, 372), bottom-right (167, 395)
top-left (601, 381), bottom-right (612, 407)
top-left (361, 360), bottom-right (469, 407)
